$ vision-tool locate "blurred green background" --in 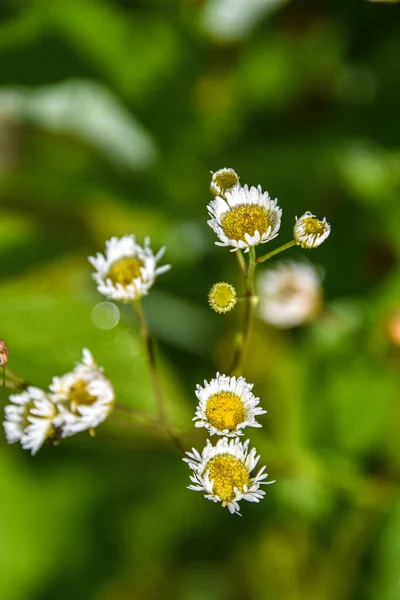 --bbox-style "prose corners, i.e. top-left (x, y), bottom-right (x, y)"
top-left (1, 0), bottom-right (400, 599)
